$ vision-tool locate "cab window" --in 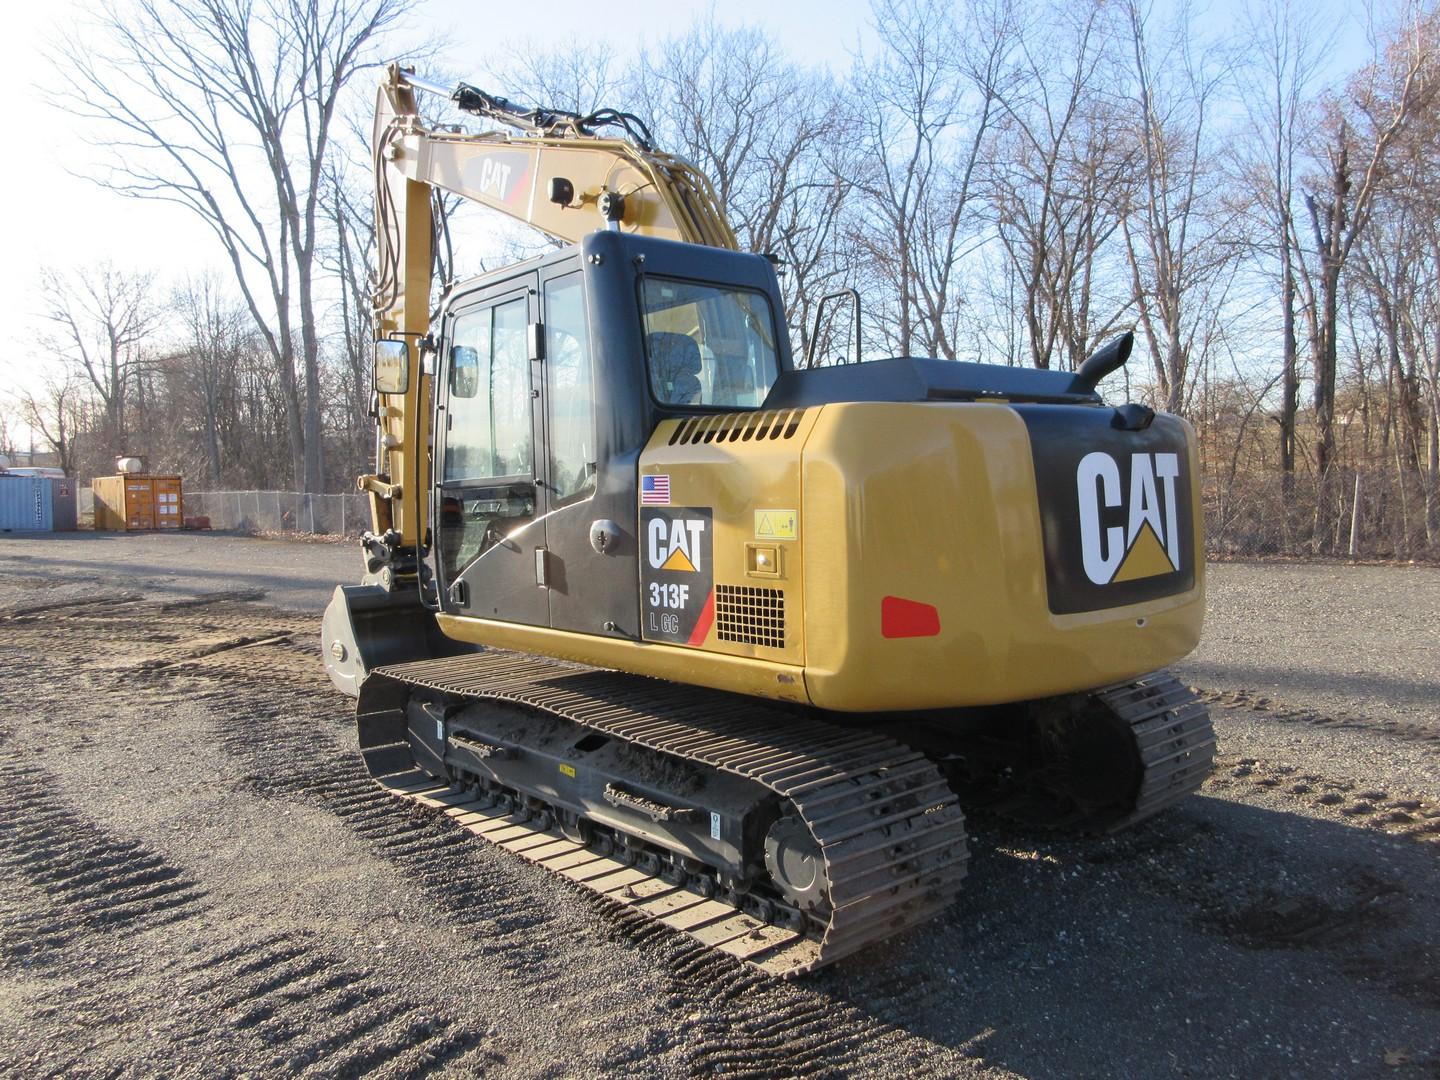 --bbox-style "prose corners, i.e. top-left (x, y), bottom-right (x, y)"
top-left (444, 296), bottom-right (531, 482)
top-left (438, 294), bottom-right (534, 582)
top-left (641, 278), bottom-right (780, 408)
top-left (544, 274), bottom-right (596, 507)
